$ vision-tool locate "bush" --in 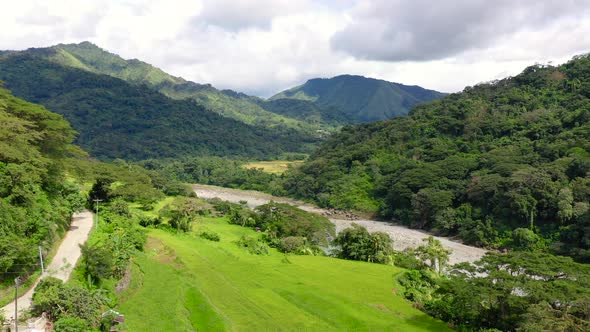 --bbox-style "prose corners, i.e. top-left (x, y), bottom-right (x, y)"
top-left (255, 202), bottom-right (335, 245)
top-left (237, 235), bottom-right (269, 255)
top-left (278, 236), bottom-right (306, 253)
top-left (139, 215), bottom-right (162, 228)
top-left (393, 249), bottom-right (427, 270)
top-left (53, 316), bottom-right (90, 332)
top-left (32, 277), bottom-right (103, 325)
top-left (200, 231), bottom-right (221, 242)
